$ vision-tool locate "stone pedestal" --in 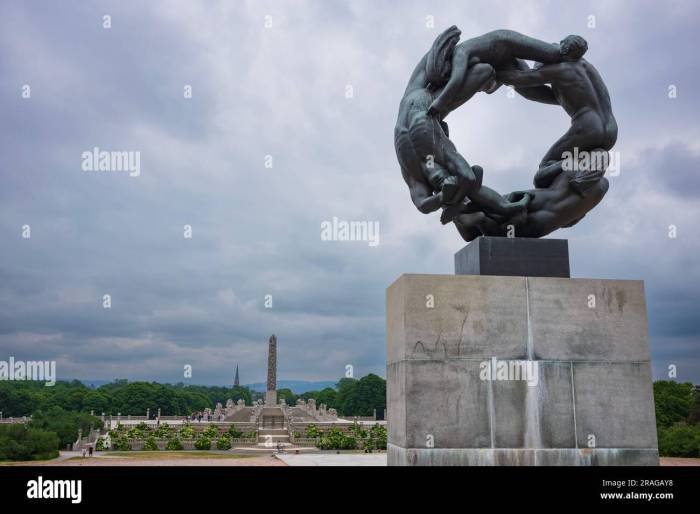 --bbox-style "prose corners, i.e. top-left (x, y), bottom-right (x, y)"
top-left (386, 272), bottom-right (659, 466)
top-left (265, 390), bottom-right (277, 406)
top-left (455, 236), bottom-right (570, 278)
